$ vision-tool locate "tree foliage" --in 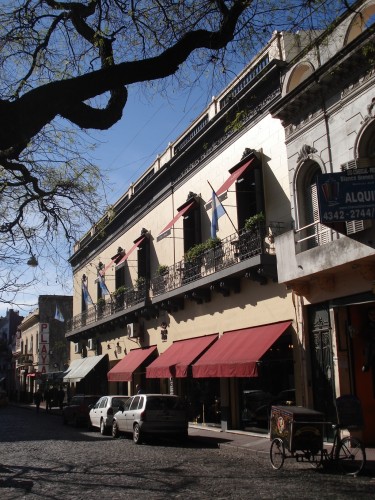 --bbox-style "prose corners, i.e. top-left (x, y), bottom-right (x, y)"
top-left (0, 0), bottom-right (346, 305)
